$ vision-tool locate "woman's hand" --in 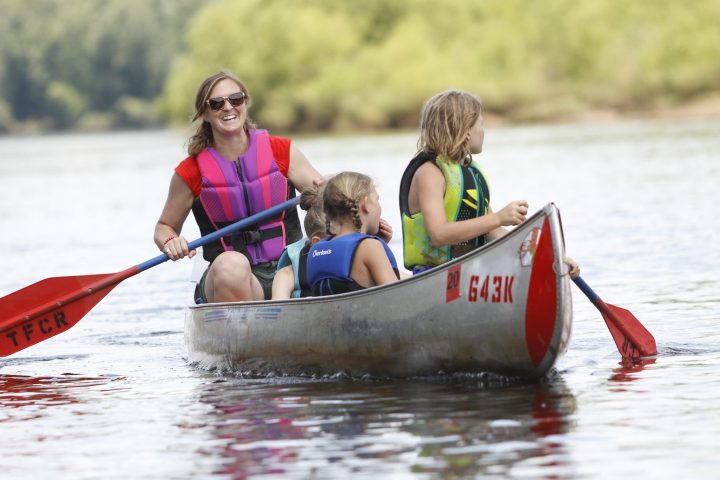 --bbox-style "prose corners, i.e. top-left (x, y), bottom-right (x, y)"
top-left (163, 235), bottom-right (196, 261)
